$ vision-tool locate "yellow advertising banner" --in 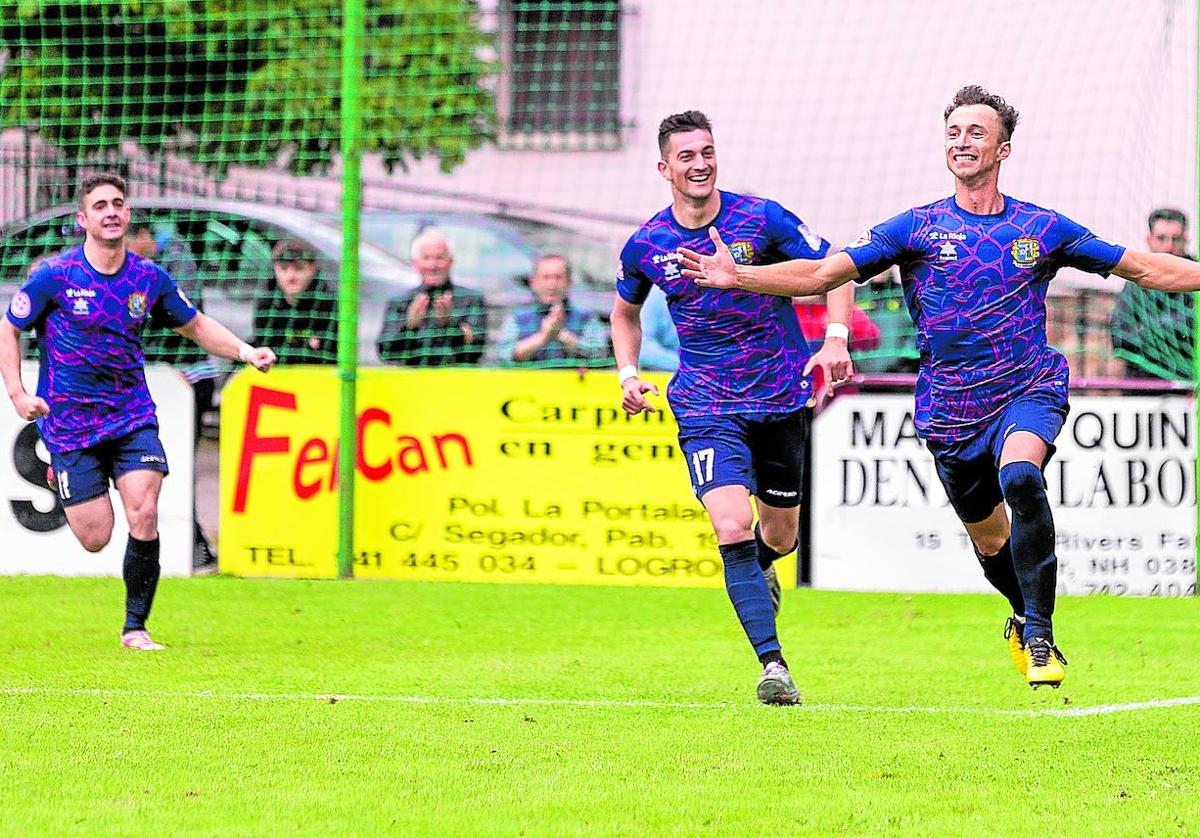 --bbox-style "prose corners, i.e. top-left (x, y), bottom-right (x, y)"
top-left (219, 367), bottom-right (797, 589)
